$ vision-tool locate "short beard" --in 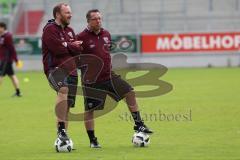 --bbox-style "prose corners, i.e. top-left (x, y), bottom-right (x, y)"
top-left (61, 20), bottom-right (69, 27)
top-left (92, 26), bottom-right (101, 32)
top-left (60, 17), bottom-right (70, 27)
